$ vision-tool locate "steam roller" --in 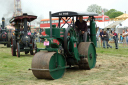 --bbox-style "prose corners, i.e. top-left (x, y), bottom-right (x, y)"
top-left (30, 11), bottom-right (97, 79)
top-left (32, 52), bottom-right (66, 79)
